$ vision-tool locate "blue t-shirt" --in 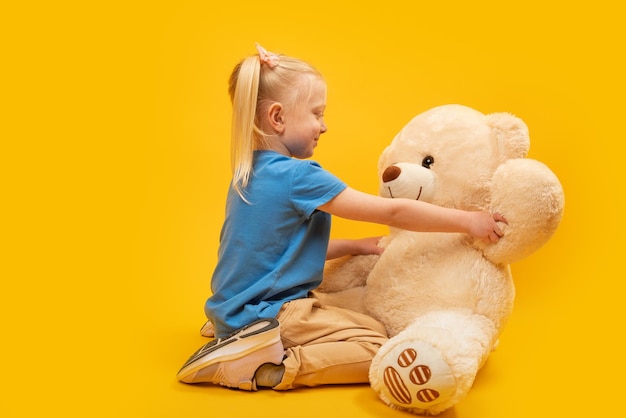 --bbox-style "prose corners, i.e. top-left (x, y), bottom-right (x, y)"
top-left (205, 151), bottom-right (347, 338)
